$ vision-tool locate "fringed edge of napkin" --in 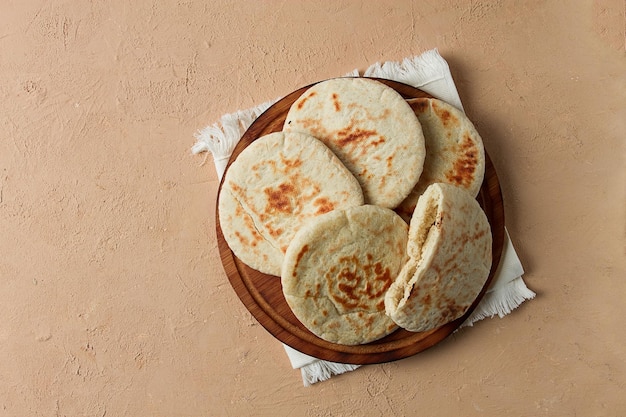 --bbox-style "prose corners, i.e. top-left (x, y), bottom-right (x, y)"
top-left (363, 49), bottom-right (447, 87)
top-left (462, 278), bottom-right (536, 327)
top-left (192, 98), bottom-right (278, 179)
top-left (301, 362), bottom-right (361, 387)
top-left (363, 48), bottom-right (465, 111)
